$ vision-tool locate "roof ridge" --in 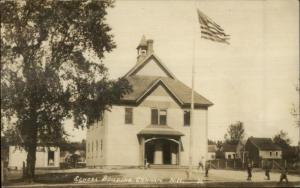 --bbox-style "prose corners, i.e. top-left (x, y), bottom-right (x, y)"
top-left (136, 78), bottom-right (184, 105)
top-left (123, 54), bottom-right (176, 79)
